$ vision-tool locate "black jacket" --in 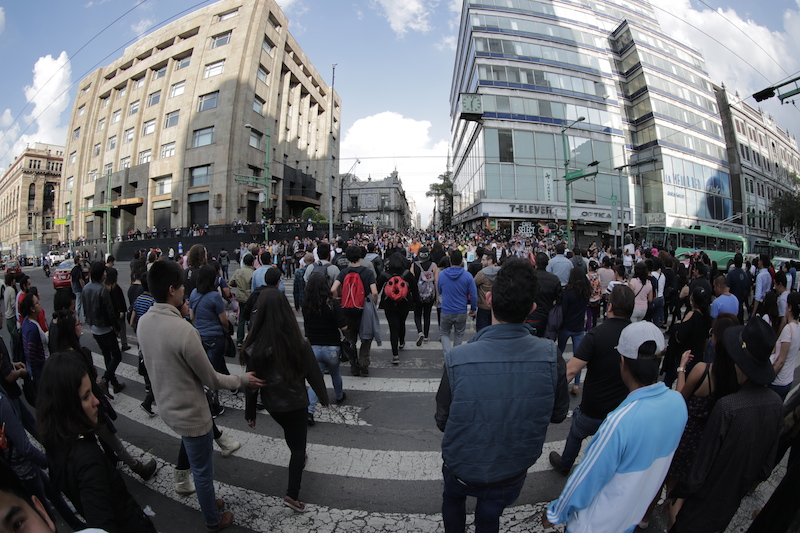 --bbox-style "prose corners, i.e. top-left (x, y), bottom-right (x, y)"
top-left (49, 433), bottom-right (155, 533)
top-left (82, 281), bottom-right (120, 332)
top-left (528, 268), bottom-right (562, 325)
